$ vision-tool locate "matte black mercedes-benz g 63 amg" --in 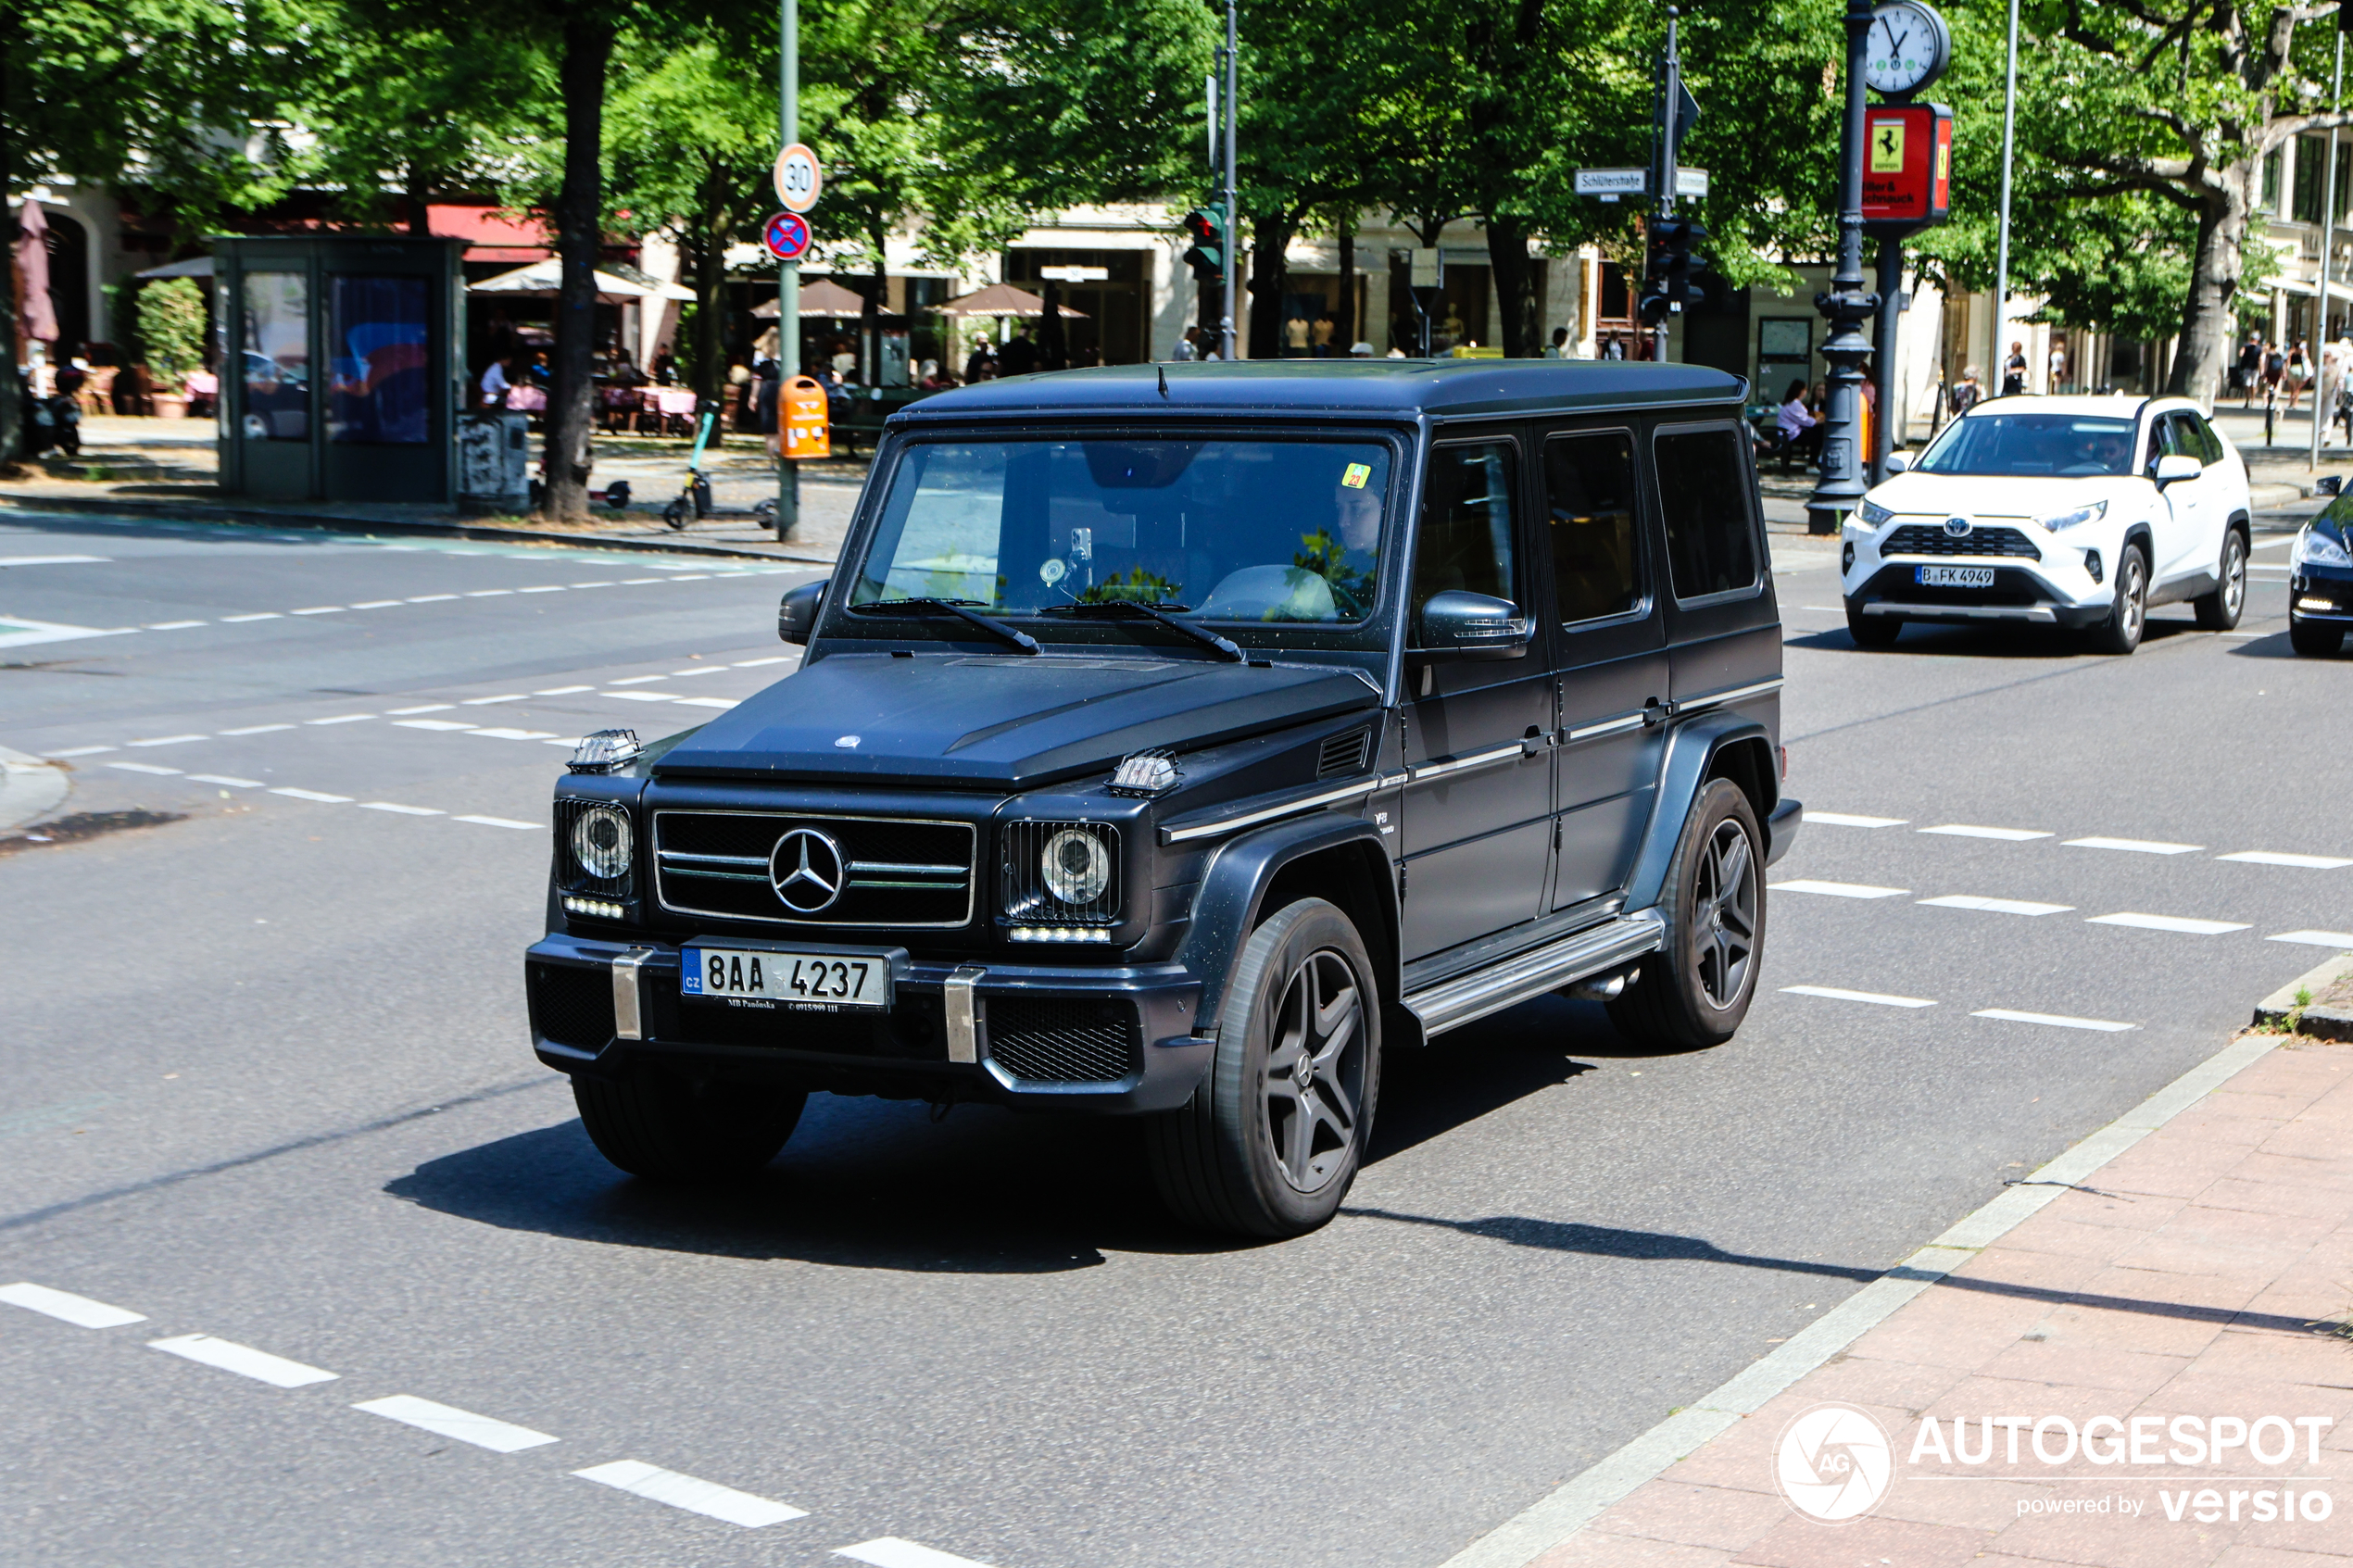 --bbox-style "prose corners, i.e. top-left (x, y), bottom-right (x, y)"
top-left (526, 358), bottom-right (1798, 1236)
